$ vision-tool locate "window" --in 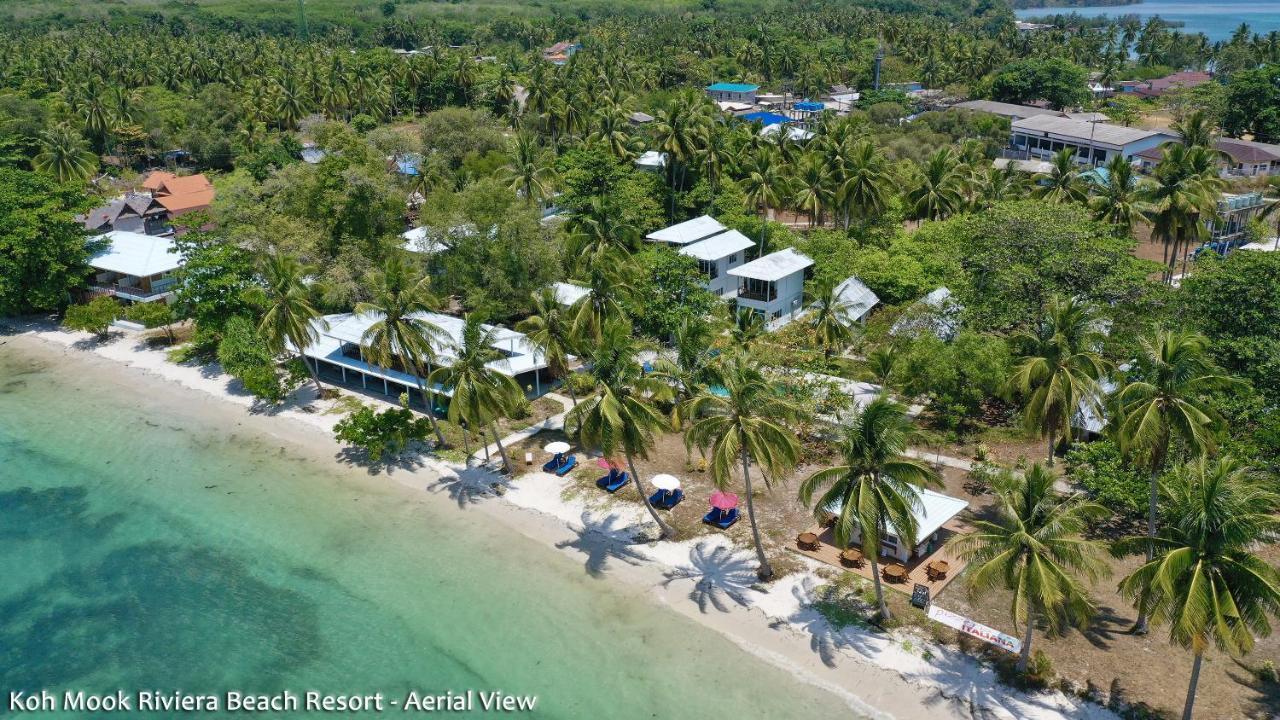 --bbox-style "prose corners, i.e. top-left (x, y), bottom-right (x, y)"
top-left (771, 310), bottom-right (782, 320)
top-left (697, 259), bottom-right (718, 280)
top-left (728, 253), bottom-right (738, 263)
